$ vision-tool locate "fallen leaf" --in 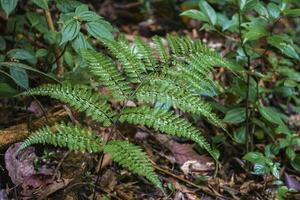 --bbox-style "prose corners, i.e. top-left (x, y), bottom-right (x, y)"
top-left (284, 172), bottom-right (300, 191)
